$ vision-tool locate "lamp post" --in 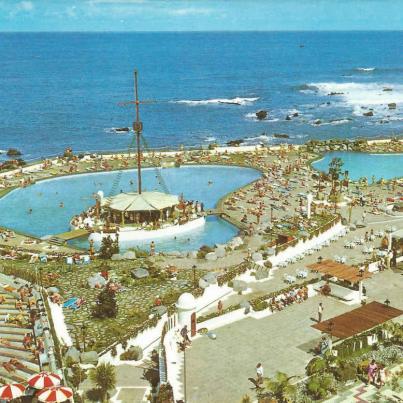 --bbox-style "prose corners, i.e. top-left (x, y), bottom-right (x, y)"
top-left (183, 346), bottom-right (187, 402)
top-left (327, 320), bottom-right (334, 351)
top-left (192, 265), bottom-right (197, 289)
top-left (81, 323), bottom-right (87, 351)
